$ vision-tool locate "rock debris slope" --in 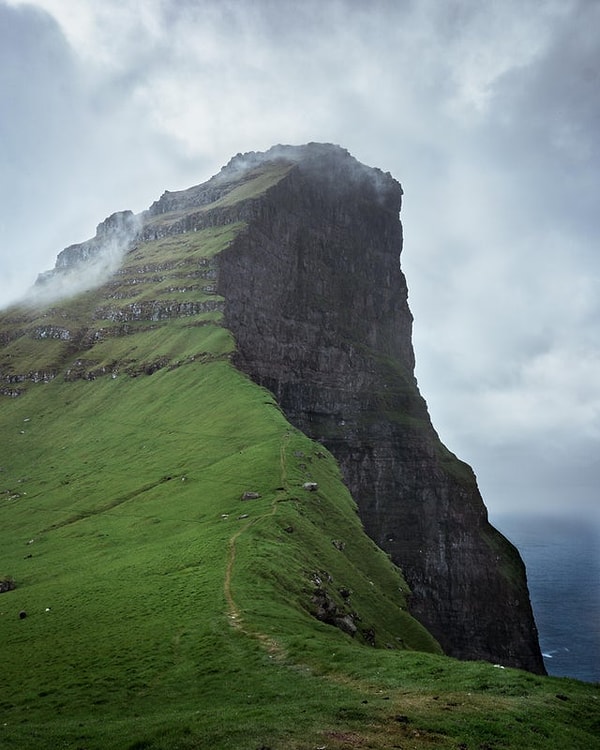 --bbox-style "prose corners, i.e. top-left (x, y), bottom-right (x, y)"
top-left (4, 142), bottom-right (545, 673)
